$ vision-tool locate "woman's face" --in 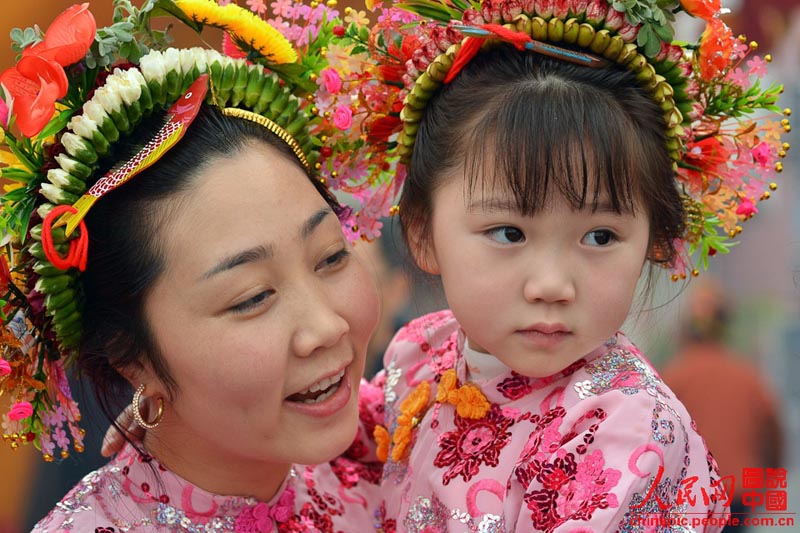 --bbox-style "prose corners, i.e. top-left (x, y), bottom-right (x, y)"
top-left (141, 141), bottom-right (378, 475)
